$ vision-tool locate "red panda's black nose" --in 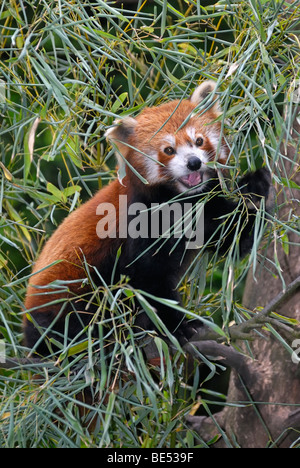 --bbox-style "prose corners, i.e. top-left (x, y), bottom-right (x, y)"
top-left (187, 156), bottom-right (201, 172)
